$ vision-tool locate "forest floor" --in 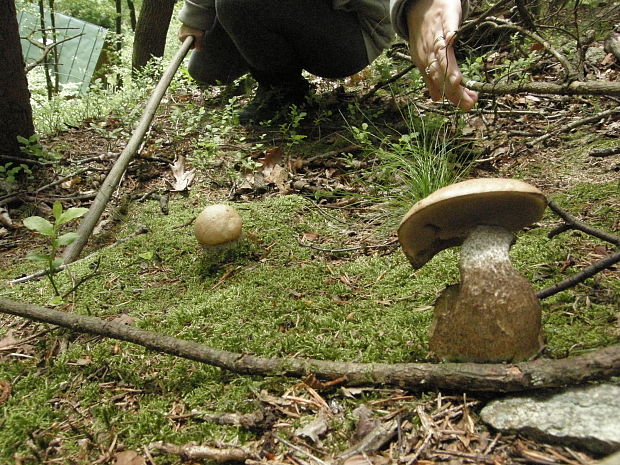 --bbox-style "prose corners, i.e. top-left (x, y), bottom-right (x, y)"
top-left (1, 26), bottom-right (620, 465)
